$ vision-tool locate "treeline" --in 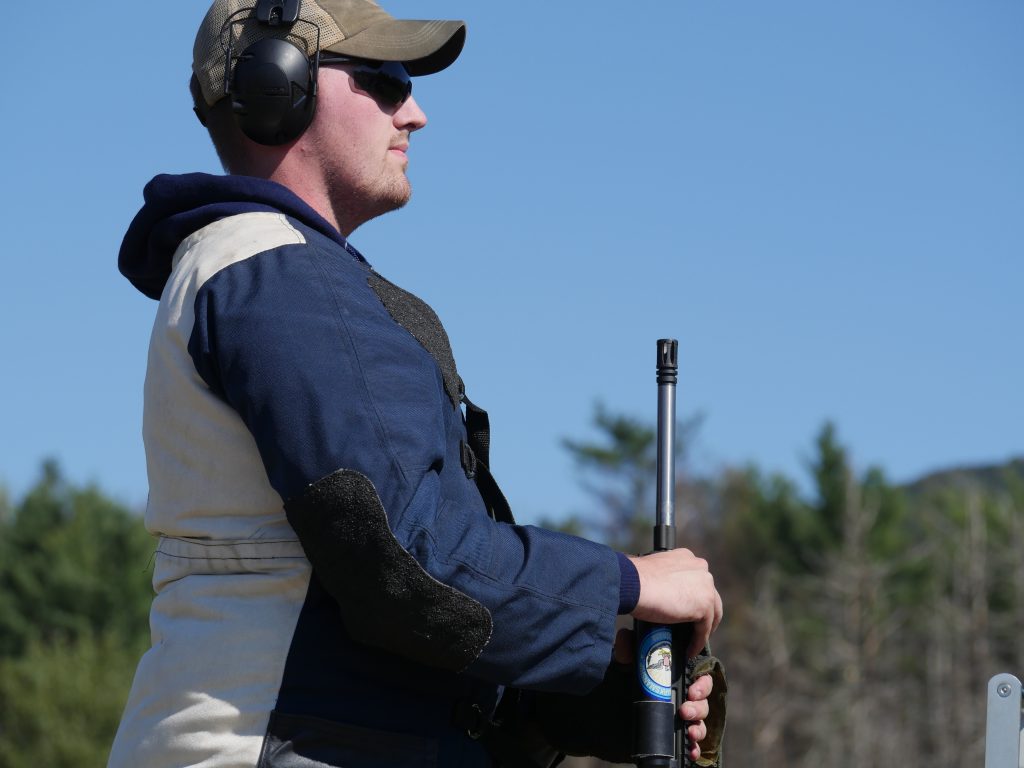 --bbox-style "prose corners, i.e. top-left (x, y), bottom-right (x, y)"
top-left (559, 415), bottom-right (1024, 768)
top-left (0, 461), bottom-right (153, 768)
top-left (1, 424), bottom-right (1022, 767)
